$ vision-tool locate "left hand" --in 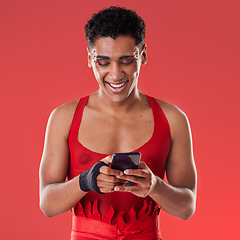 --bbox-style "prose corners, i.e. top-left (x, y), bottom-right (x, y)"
top-left (114, 161), bottom-right (157, 198)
